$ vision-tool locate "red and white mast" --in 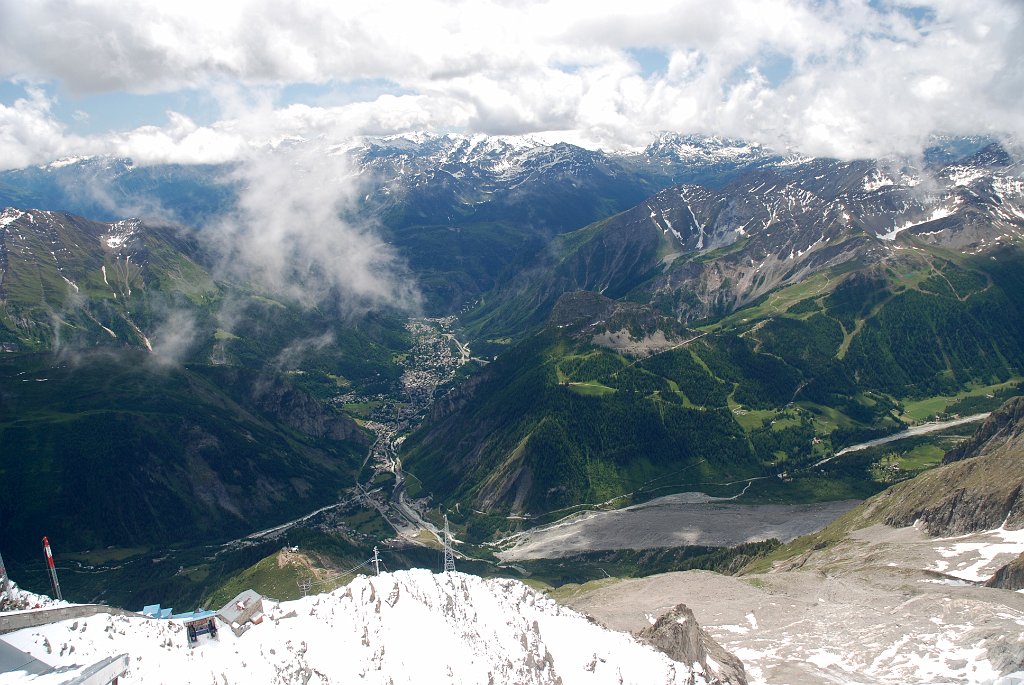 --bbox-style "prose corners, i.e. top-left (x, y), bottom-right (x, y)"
top-left (41, 537), bottom-right (63, 601)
